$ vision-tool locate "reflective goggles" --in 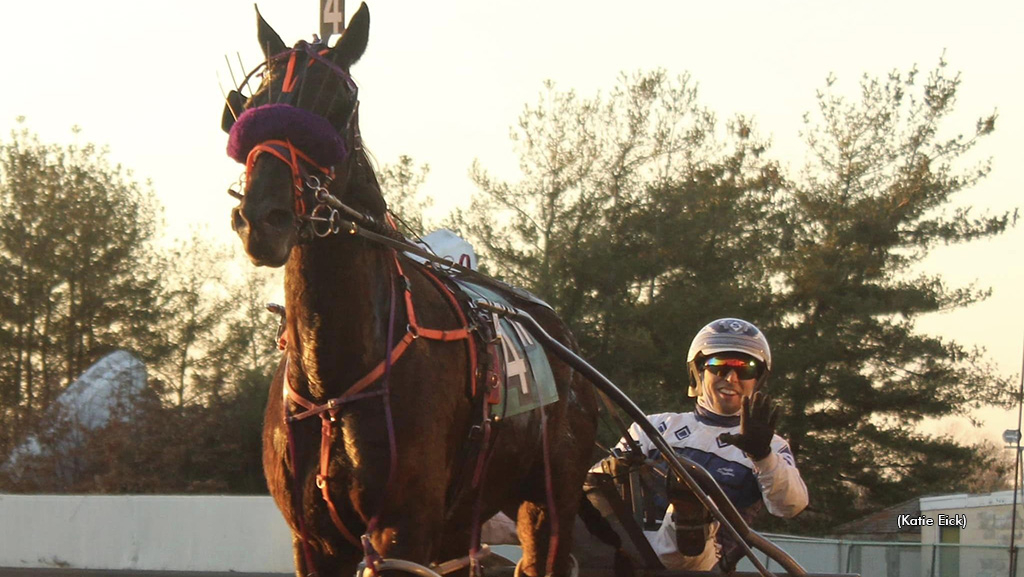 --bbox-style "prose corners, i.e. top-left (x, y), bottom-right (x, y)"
top-left (703, 356), bottom-right (763, 380)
